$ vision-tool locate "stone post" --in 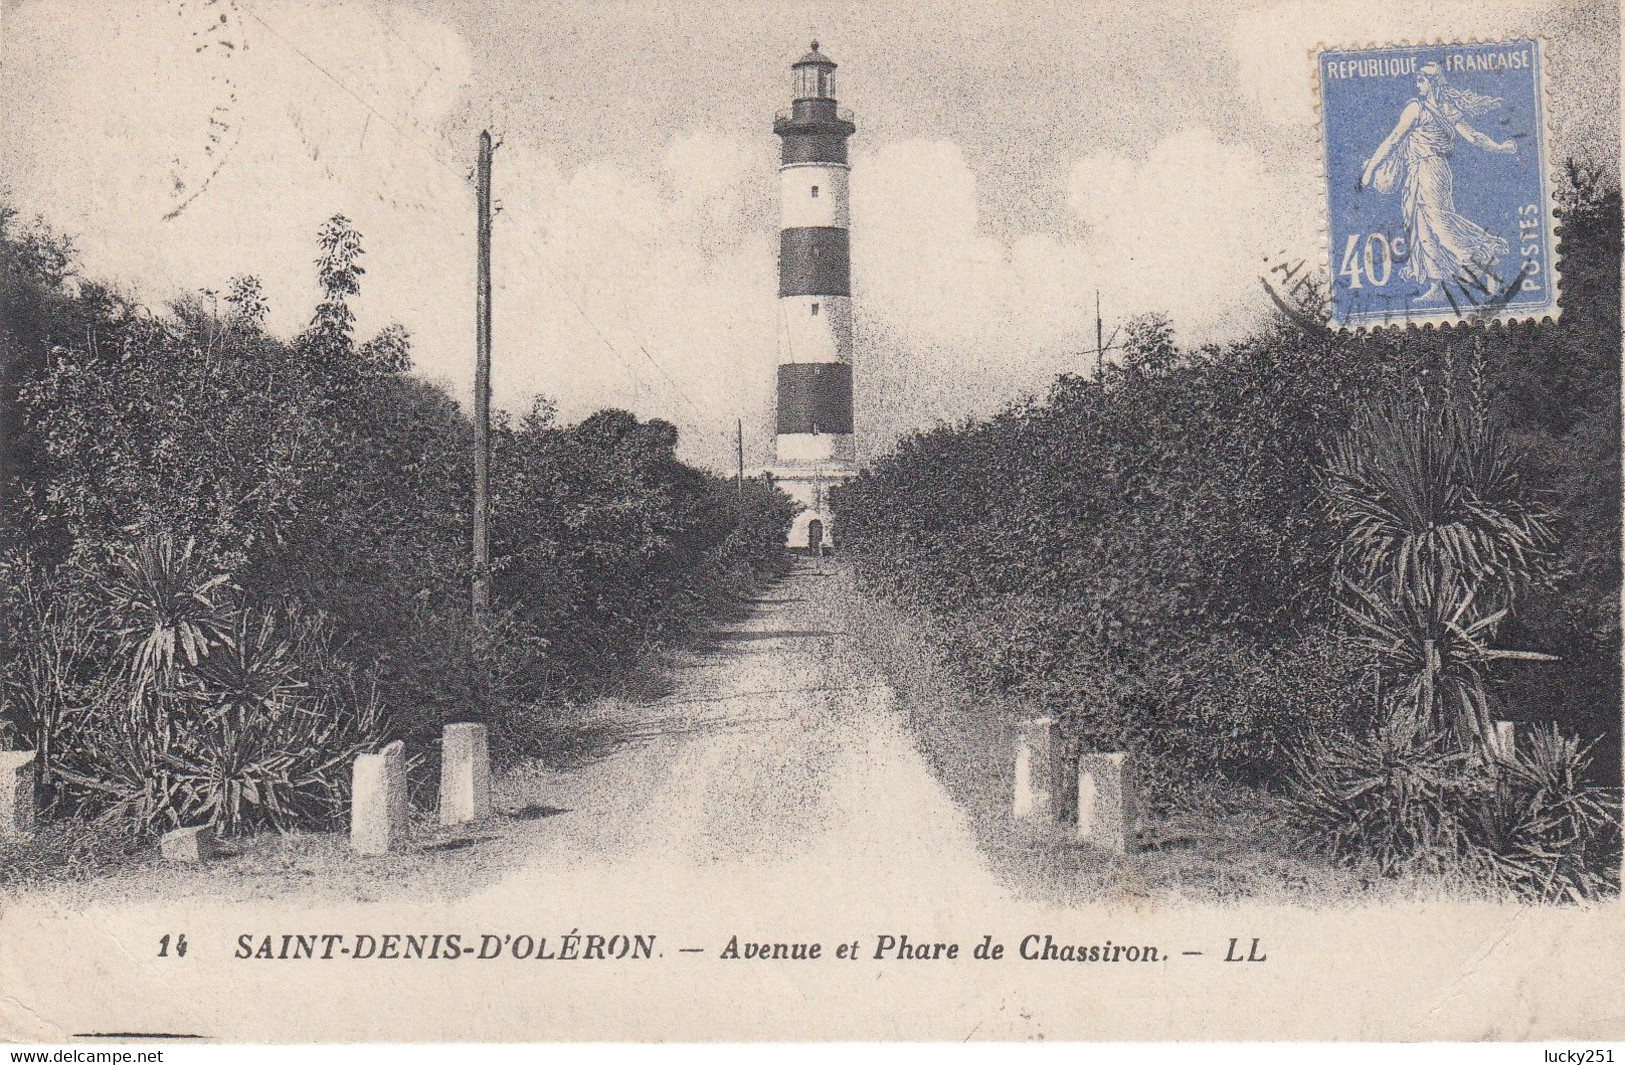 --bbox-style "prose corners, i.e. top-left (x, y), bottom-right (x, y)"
top-left (1493, 720), bottom-right (1520, 761)
top-left (1013, 717), bottom-right (1060, 825)
top-left (439, 723), bottom-right (492, 827)
top-left (1077, 752), bottom-right (1136, 856)
top-left (0, 751), bottom-right (37, 838)
top-left (161, 825), bottom-right (222, 863)
top-left (351, 740), bottom-right (408, 855)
